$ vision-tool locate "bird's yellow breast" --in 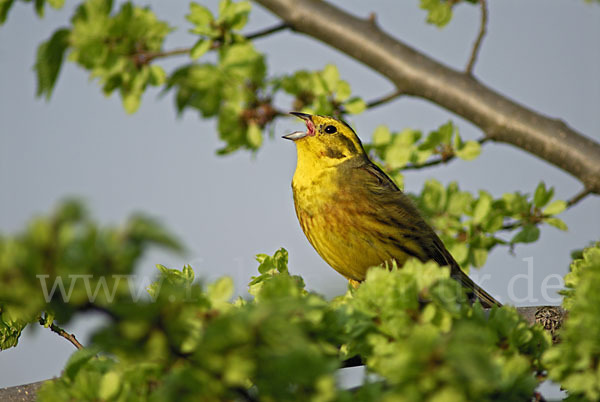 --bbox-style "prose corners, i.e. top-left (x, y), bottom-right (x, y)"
top-left (291, 162), bottom-right (412, 282)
